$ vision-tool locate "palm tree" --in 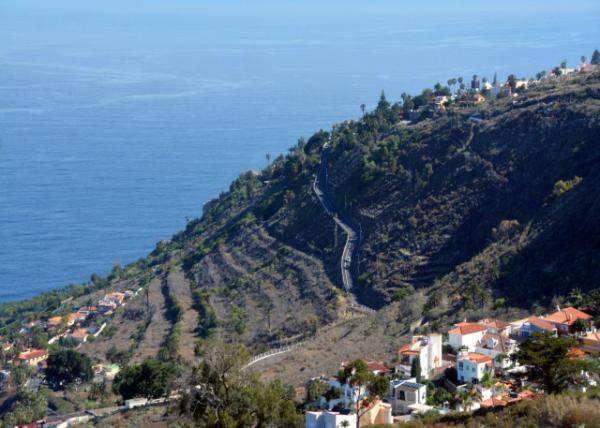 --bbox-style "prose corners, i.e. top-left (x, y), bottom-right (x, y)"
top-left (360, 104), bottom-right (366, 117)
top-left (339, 421), bottom-right (351, 428)
top-left (456, 385), bottom-right (477, 411)
top-left (581, 55), bottom-right (587, 65)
